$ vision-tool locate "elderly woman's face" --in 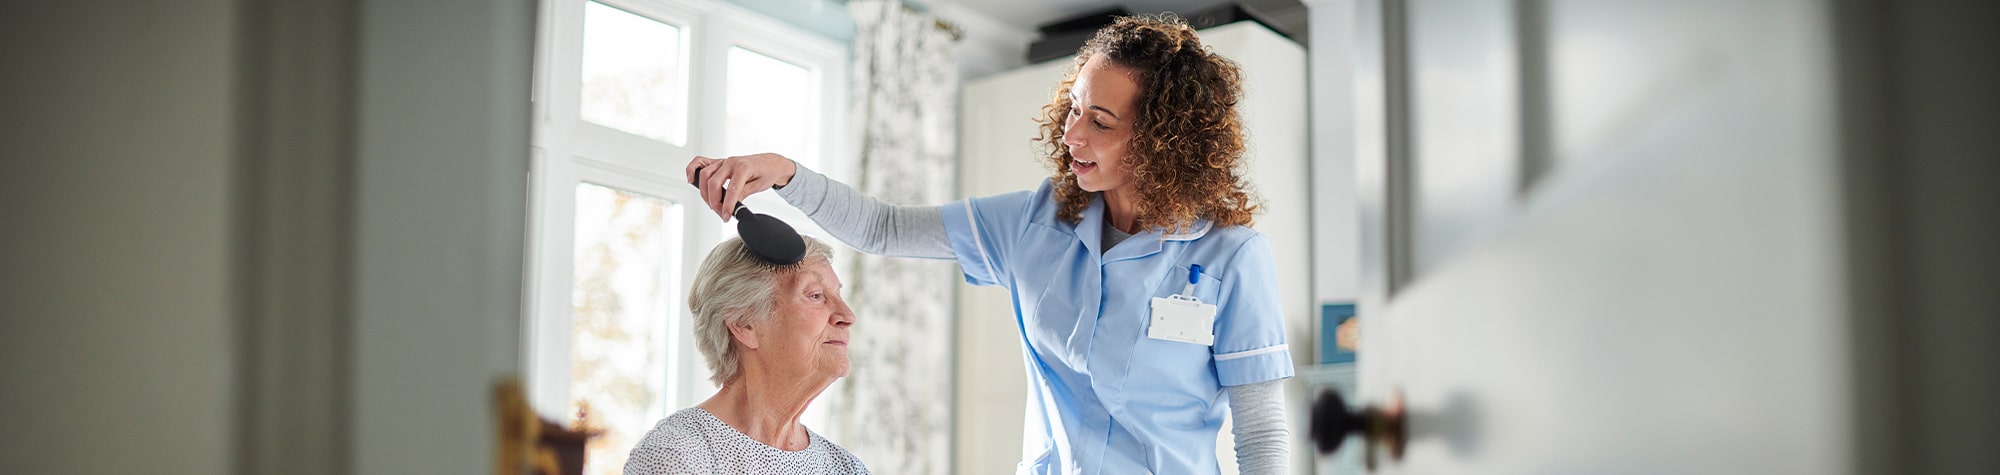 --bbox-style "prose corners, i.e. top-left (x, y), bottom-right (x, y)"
top-left (1063, 54), bottom-right (1141, 193)
top-left (752, 258), bottom-right (854, 378)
